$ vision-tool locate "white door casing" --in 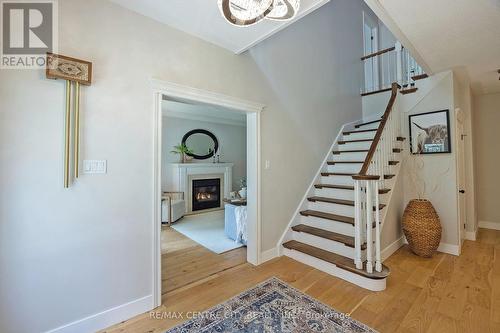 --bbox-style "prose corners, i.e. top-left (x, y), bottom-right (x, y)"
top-left (151, 79), bottom-right (264, 308)
top-left (455, 108), bottom-right (467, 246)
